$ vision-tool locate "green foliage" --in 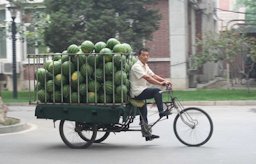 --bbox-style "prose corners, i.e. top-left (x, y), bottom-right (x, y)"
top-left (44, 0), bottom-right (161, 52)
top-left (191, 31), bottom-right (248, 69)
